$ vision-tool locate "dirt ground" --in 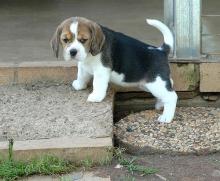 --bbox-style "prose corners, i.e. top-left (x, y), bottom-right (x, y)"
top-left (95, 153), bottom-right (220, 181)
top-left (19, 152), bottom-right (220, 181)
